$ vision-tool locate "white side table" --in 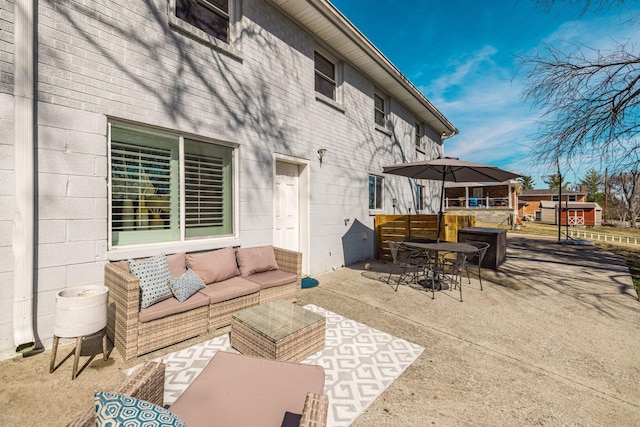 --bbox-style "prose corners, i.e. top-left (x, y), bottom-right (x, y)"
top-left (49, 285), bottom-right (109, 380)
